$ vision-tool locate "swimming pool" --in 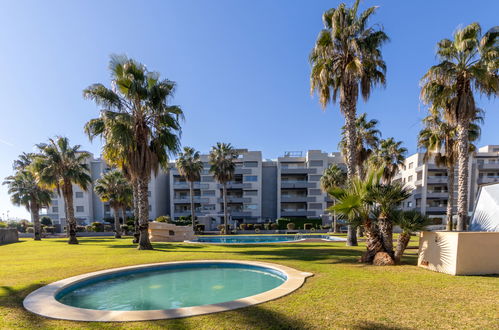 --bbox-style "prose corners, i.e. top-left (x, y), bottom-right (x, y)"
top-left (188, 235), bottom-right (346, 244)
top-left (23, 260), bottom-right (313, 321)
